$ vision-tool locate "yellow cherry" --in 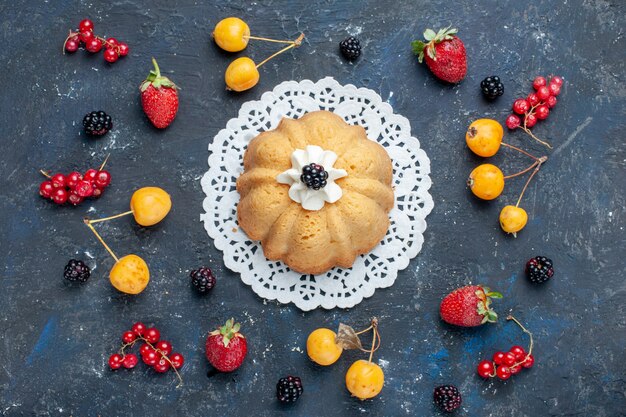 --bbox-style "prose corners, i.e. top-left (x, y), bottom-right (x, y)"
top-left (466, 119), bottom-right (503, 157)
top-left (130, 187), bottom-right (172, 226)
top-left (307, 328), bottom-right (343, 366)
top-left (467, 163), bottom-right (505, 200)
top-left (109, 254), bottom-right (150, 294)
top-left (225, 57), bottom-right (260, 92)
top-left (499, 205), bottom-right (528, 234)
top-left (345, 359), bottom-right (384, 400)
top-left (212, 17), bottom-right (250, 52)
